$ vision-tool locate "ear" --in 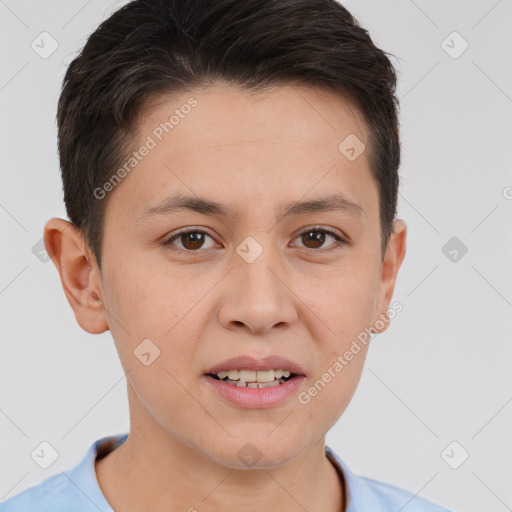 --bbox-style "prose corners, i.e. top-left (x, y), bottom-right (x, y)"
top-left (43, 218), bottom-right (109, 334)
top-left (372, 219), bottom-right (407, 334)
